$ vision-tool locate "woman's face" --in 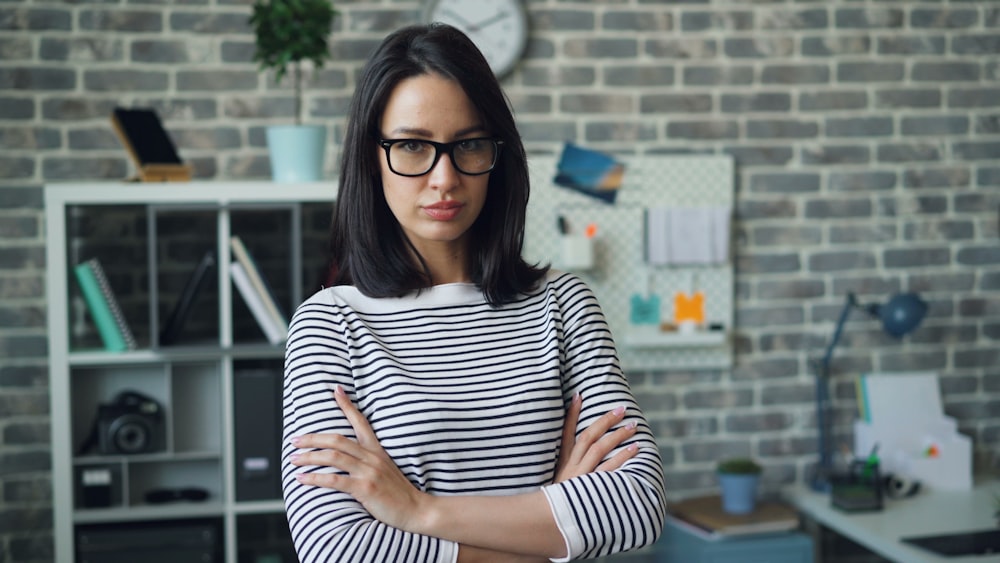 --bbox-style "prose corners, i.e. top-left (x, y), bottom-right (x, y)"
top-left (378, 73), bottom-right (491, 261)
